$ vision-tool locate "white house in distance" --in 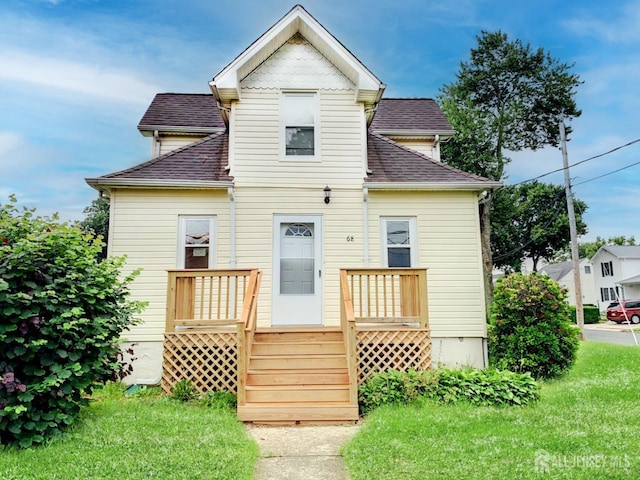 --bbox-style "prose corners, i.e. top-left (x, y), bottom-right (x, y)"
top-left (539, 258), bottom-right (598, 307)
top-left (592, 245), bottom-right (640, 311)
top-left (86, 5), bottom-right (499, 421)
